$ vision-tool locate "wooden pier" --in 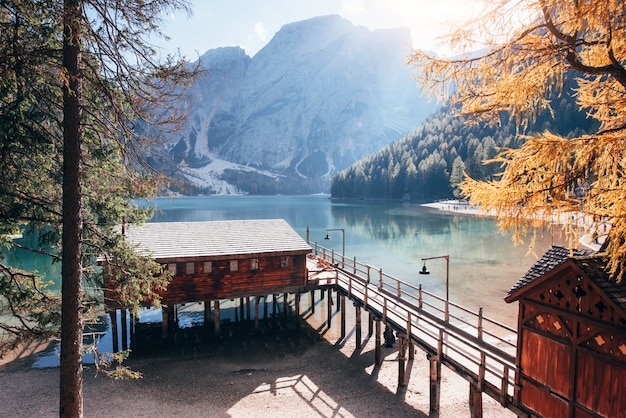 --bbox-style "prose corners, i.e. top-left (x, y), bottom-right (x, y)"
top-left (307, 243), bottom-right (532, 417)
